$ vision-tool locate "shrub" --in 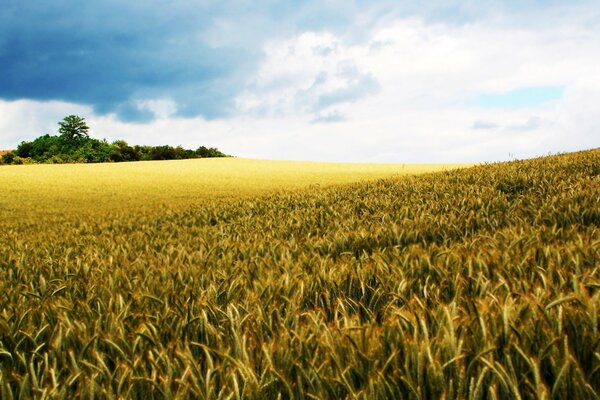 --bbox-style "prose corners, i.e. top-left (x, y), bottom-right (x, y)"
top-left (1, 152), bottom-right (19, 165)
